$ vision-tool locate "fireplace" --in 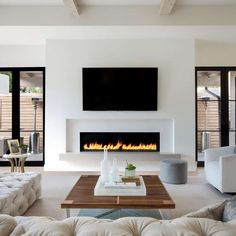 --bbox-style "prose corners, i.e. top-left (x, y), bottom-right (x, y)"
top-left (80, 132), bottom-right (160, 152)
